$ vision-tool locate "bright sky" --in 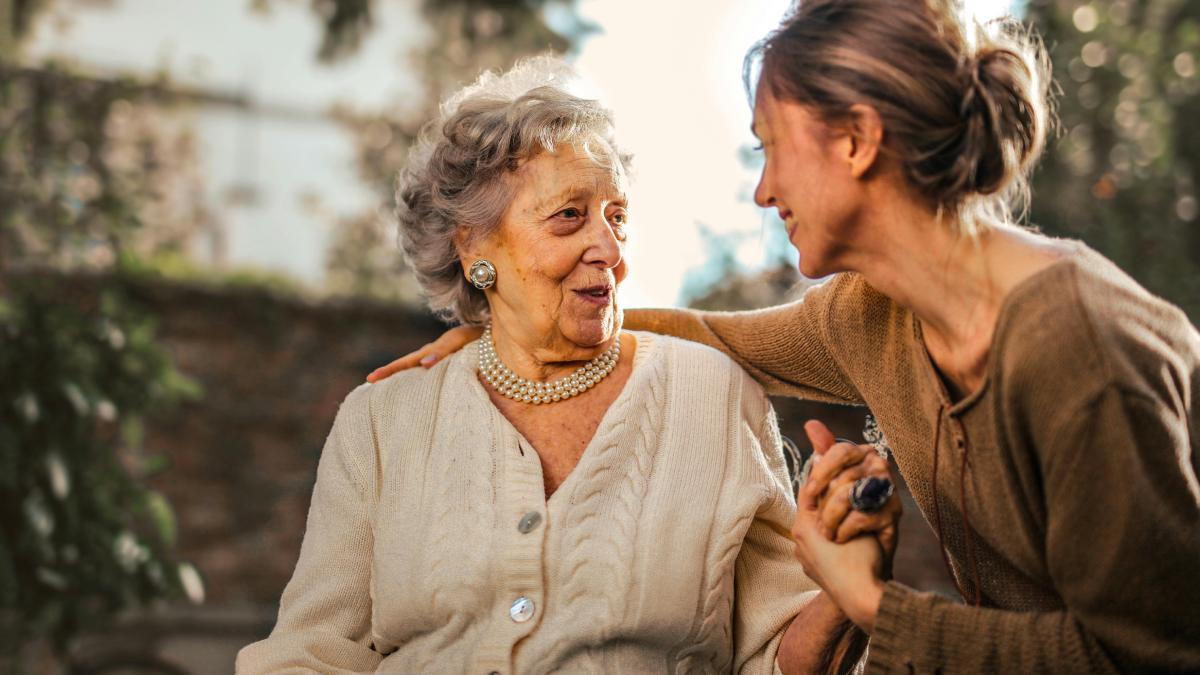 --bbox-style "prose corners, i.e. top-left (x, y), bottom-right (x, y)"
top-left (27, 0), bottom-right (1019, 308)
